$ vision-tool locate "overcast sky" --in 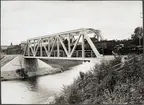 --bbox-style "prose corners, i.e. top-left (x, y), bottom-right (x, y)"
top-left (1, 1), bottom-right (142, 45)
